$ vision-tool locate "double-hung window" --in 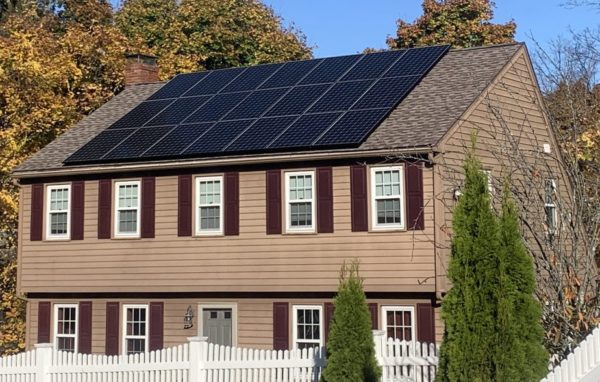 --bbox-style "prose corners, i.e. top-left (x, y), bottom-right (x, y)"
top-left (54, 304), bottom-right (78, 352)
top-left (545, 179), bottom-right (557, 234)
top-left (371, 166), bottom-right (405, 229)
top-left (382, 306), bottom-right (415, 342)
top-left (115, 181), bottom-right (141, 237)
top-left (292, 305), bottom-right (323, 349)
top-left (123, 305), bottom-right (148, 355)
top-left (196, 176), bottom-right (223, 235)
top-left (47, 185), bottom-right (71, 240)
top-left (285, 171), bottom-right (315, 232)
